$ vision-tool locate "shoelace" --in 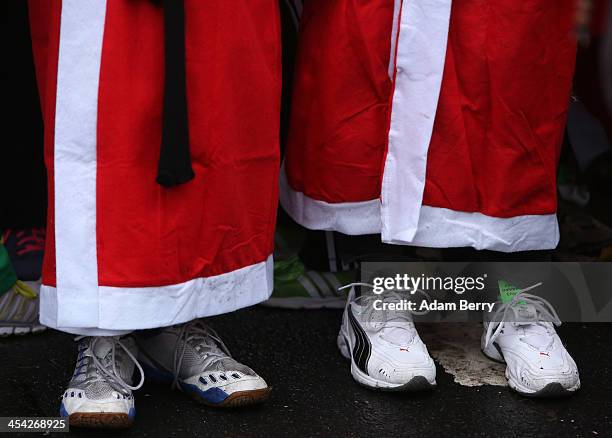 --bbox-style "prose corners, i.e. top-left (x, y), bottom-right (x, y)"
top-left (74, 336), bottom-right (145, 394)
top-left (483, 283), bottom-right (561, 350)
top-left (172, 320), bottom-right (232, 389)
top-left (12, 280), bottom-right (37, 299)
top-left (339, 283), bottom-right (432, 337)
